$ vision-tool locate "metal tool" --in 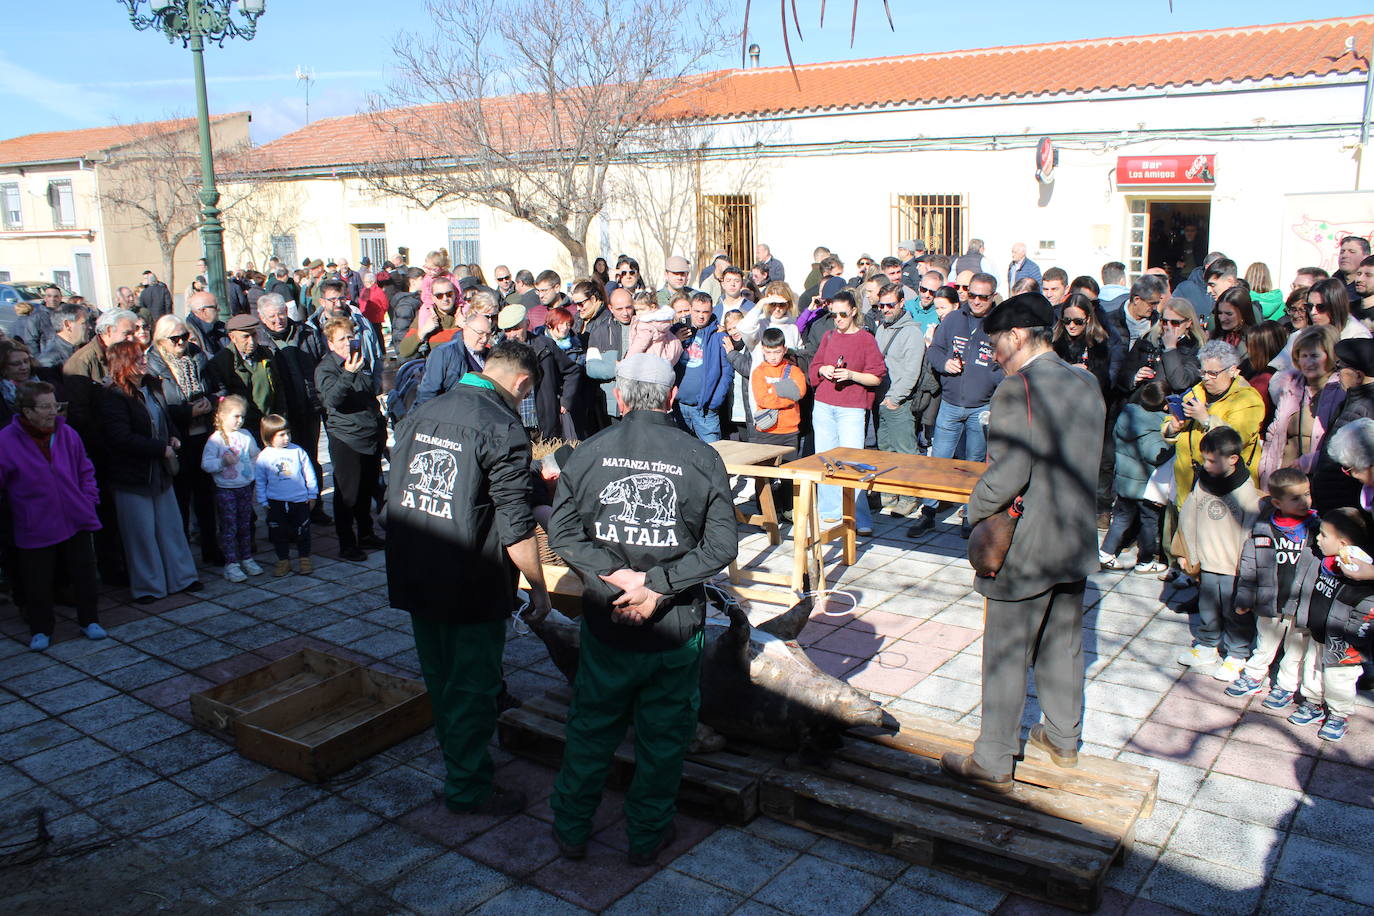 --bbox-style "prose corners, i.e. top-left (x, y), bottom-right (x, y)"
top-left (859, 466), bottom-right (897, 483)
top-left (835, 460), bottom-right (878, 473)
top-left (819, 456), bottom-right (839, 476)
